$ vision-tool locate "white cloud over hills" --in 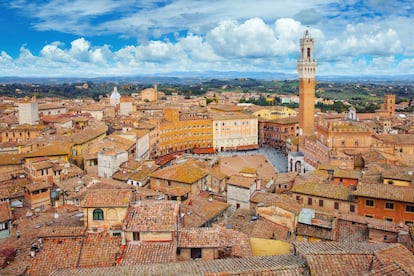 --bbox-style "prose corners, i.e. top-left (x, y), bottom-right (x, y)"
top-left (0, 0), bottom-right (413, 78)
